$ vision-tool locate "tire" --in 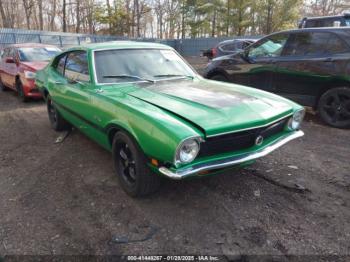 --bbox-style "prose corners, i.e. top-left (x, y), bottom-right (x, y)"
top-left (112, 131), bottom-right (161, 197)
top-left (210, 74), bottom-right (228, 82)
top-left (46, 94), bottom-right (71, 131)
top-left (16, 80), bottom-right (28, 102)
top-left (0, 77), bottom-right (8, 91)
top-left (318, 87), bottom-right (350, 129)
